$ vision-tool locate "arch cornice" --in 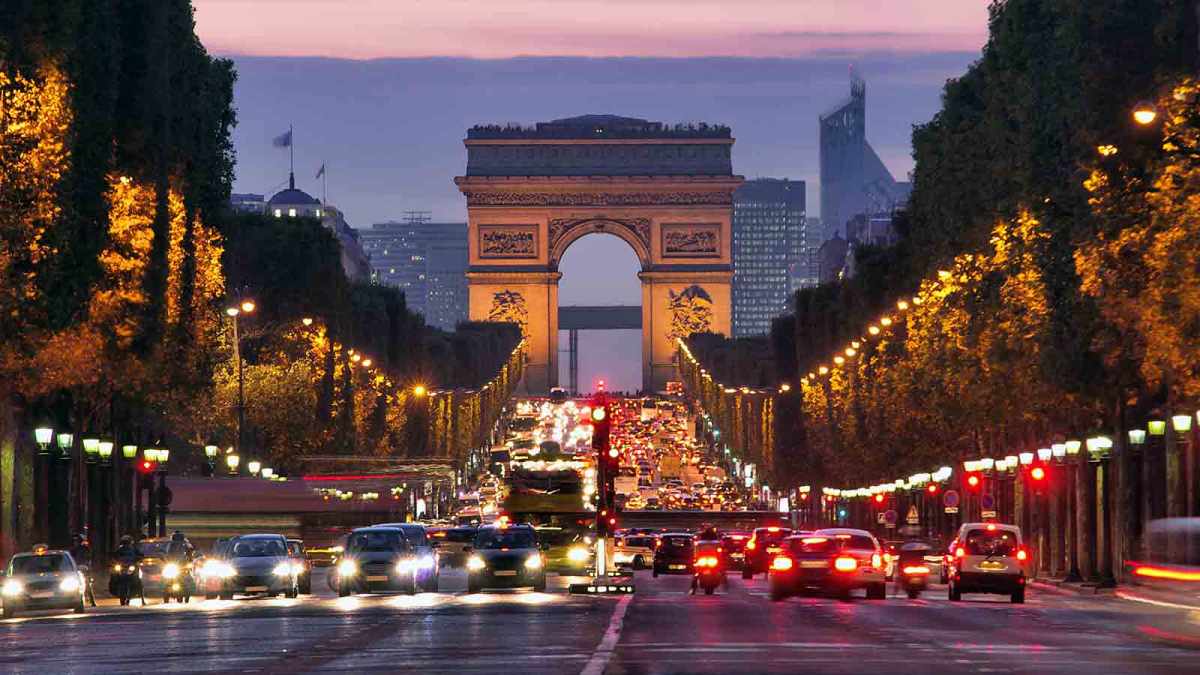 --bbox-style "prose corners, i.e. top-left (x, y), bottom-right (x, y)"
top-left (548, 218), bottom-right (651, 270)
